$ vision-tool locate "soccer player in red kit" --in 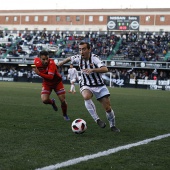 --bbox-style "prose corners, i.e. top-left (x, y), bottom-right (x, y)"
top-left (33, 50), bottom-right (70, 121)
